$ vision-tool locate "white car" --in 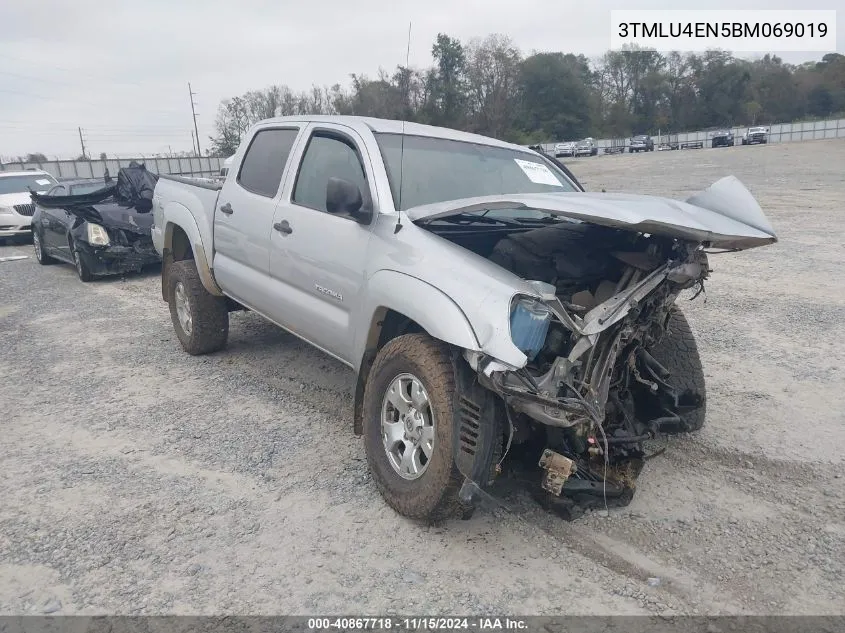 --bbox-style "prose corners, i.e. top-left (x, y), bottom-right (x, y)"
top-left (554, 142), bottom-right (576, 158)
top-left (741, 126), bottom-right (769, 145)
top-left (0, 170), bottom-right (59, 242)
top-left (575, 138), bottom-right (598, 156)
